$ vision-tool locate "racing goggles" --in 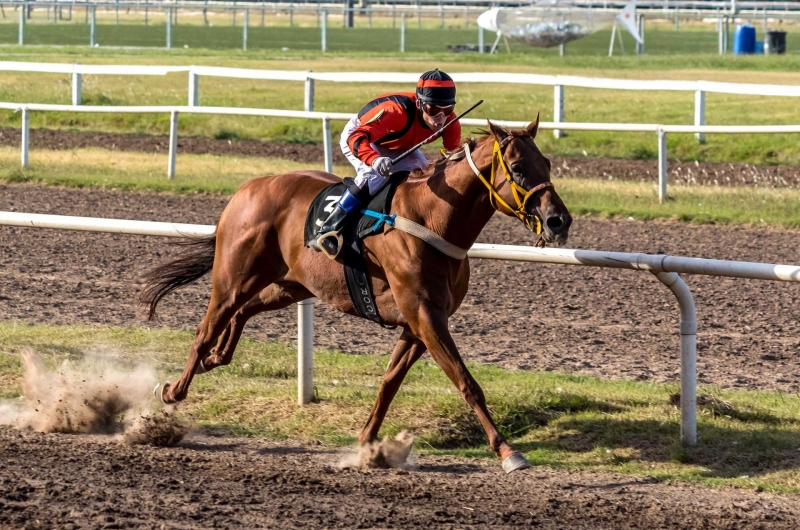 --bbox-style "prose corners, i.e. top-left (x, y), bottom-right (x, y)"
top-left (422, 103), bottom-right (455, 117)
